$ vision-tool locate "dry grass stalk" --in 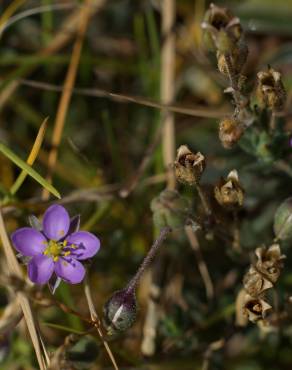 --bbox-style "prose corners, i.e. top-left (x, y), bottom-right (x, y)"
top-left (185, 225), bottom-right (214, 300)
top-left (0, 2), bottom-right (98, 110)
top-left (0, 210), bottom-right (49, 369)
top-left (43, 0), bottom-right (104, 200)
top-left (83, 279), bottom-right (120, 370)
top-left (161, 0), bottom-right (176, 191)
